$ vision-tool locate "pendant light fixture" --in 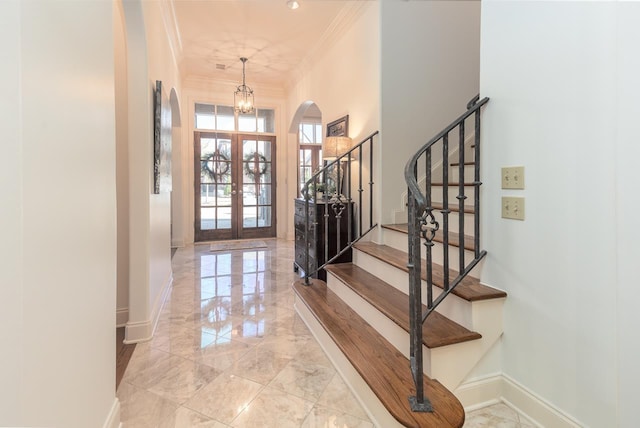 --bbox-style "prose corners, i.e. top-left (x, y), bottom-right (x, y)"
top-left (234, 57), bottom-right (254, 114)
